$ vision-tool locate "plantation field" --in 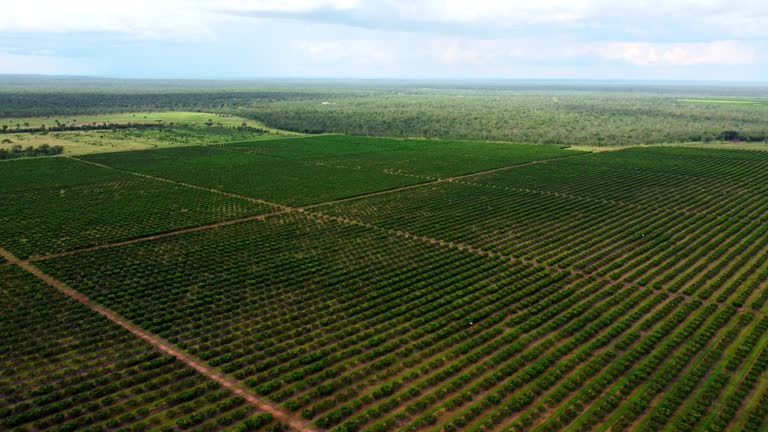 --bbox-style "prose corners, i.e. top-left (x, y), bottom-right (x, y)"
top-left (79, 147), bottom-right (420, 206)
top-left (0, 266), bottom-right (278, 431)
top-left (0, 157), bottom-right (274, 258)
top-left (217, 136), bottom-right (578, 179)
top-left (3, 133), bottom-right (768, 432)
top-left (320, 148), bottom-right (768, 309)
top-left (80, 137), bottom-right (579, 205)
